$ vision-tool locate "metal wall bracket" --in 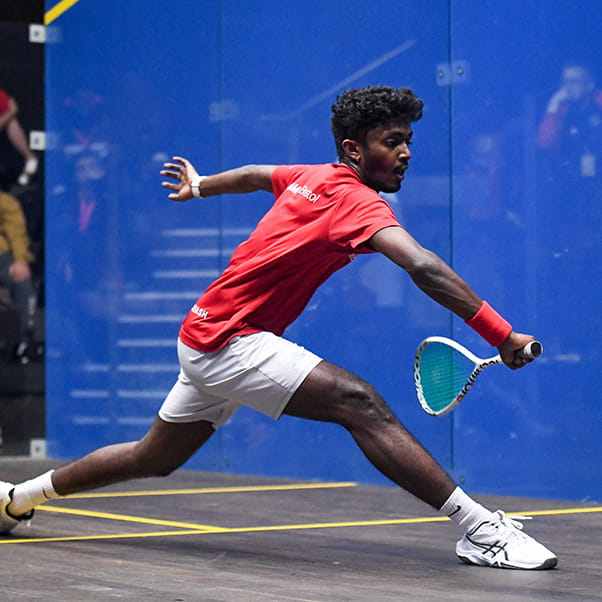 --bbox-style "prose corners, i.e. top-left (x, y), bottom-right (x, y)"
top-left (436, 60), bottom-right (471, 86)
